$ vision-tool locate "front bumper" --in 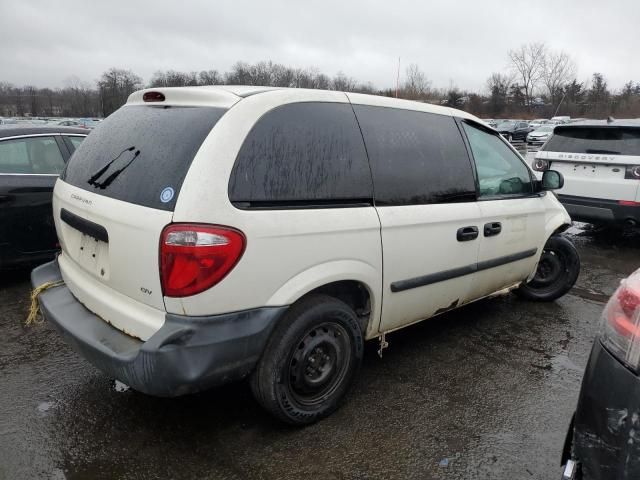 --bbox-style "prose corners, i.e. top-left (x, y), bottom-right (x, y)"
top-left (558, 194), bottom-right (640, 226)
top-left (568, 341), bottom-right (640, 479)
top-left (32, 260), bottom-right (286, 396)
